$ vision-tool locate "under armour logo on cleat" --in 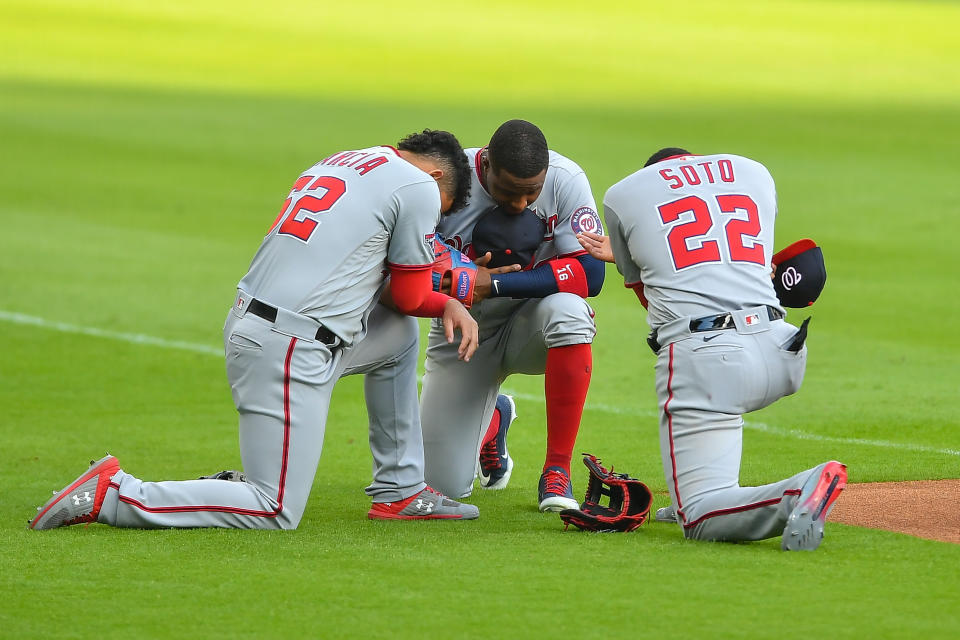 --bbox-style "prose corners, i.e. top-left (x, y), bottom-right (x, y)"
top-left (71, 492), bottom-right (92, 506)
top-left (415, 499), bottom-right (434, 514)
